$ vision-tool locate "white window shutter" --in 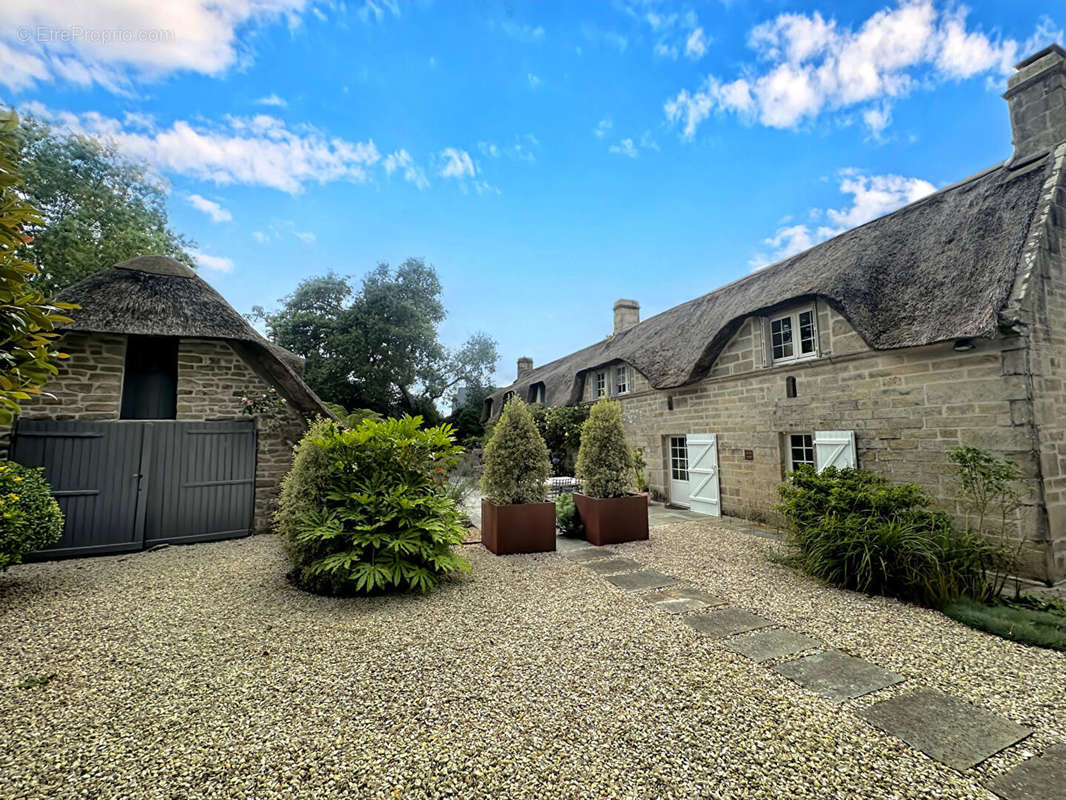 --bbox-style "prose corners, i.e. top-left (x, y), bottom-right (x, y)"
top-left (814, 431), bottom-right (856, 472)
